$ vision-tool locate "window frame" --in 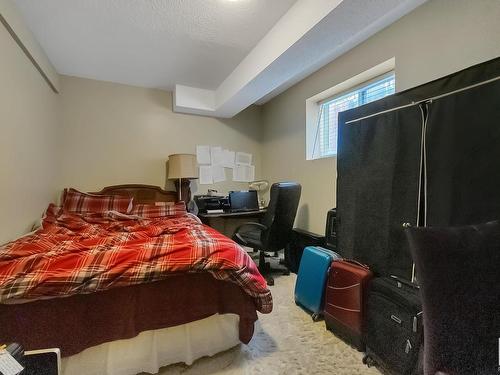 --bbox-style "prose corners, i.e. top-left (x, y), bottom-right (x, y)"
top-left (315, 71), bottom-right (395, 158)
top-left (305, 58), bottom-right (396, 161)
